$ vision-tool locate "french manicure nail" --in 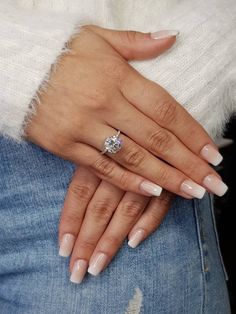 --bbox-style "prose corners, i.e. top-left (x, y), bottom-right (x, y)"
top-left (59, 233), bottom-right (75, 257)
top-left (128, 229), bottom-right (146, 248)
top-left (203, 174), bottom-right (228, 197)
top-left (140, 181), bottom-right (162, 196)
top-left (180, 180), bottom-right (206, 199)
top-left (200, 144), bottom-right (223, 166)
top-left (151, 30), bottom-right (180, 40)
top-left (87, 253), bottom-right (108, 276)
top-left (70, 259), bottom-right (88, 284)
